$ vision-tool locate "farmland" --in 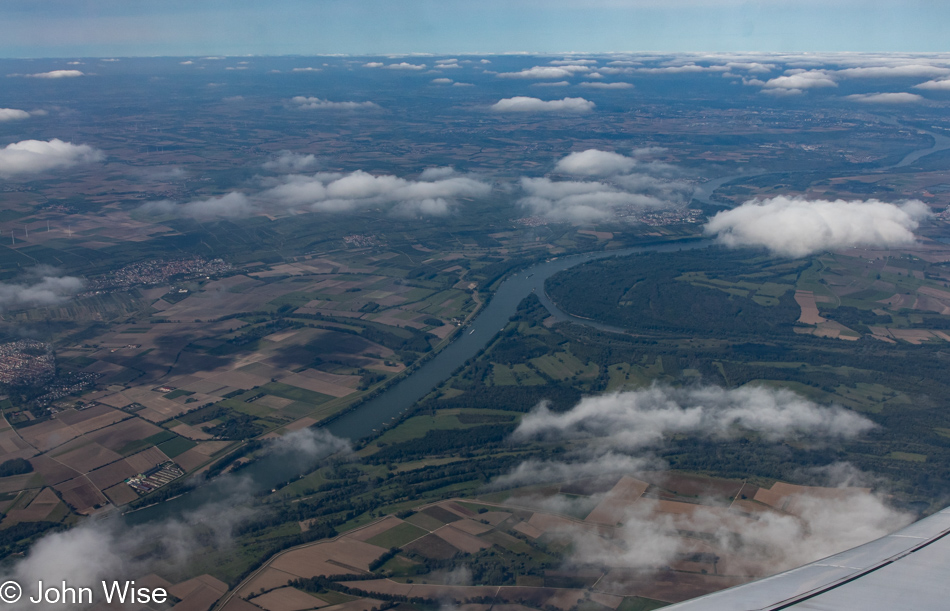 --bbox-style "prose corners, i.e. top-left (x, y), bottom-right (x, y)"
top-left (223, 473), bottom-right (886, 611)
